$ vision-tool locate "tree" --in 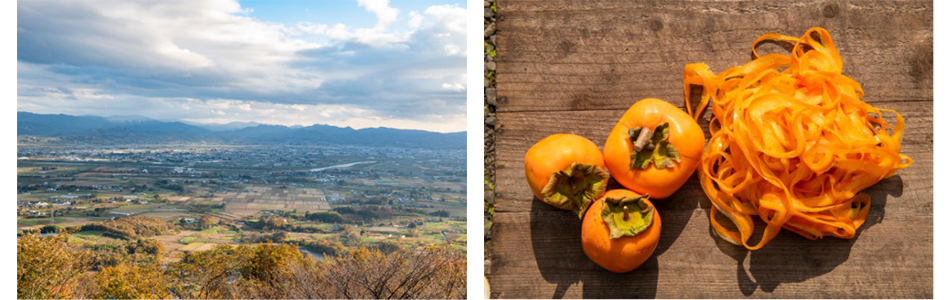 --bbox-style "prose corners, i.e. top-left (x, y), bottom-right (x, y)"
top-left (20, 236), bottom-right (467, 299)
top-left (40, 224), bottom-right (62, 234)
top-left (82, 260), bottom-right (169, 299)
top-left (265, 216), bottom-right (286, 229)
top-left (333, 207), bottom-right (356, 214)
top-left (375, 241), bottom-right (401, 254)
top-left (324, 246), bottom-right (466, 299)
top-left (167, 245), bottom-right (248, 299)
top-left (199, 214), bottom-right (218, 229)
top-left (126, 239), bottom-right (165, 257)
top-left (429, 210), bottom-right (451, 218)
top-left (272, 231), bottom-right (289, 243)
top-left (17, 234), bottom-right (90, 299)
top-left (169, 244), bottom-right (326, 299)
top-left (306, 211), bottom-right (344, 223)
